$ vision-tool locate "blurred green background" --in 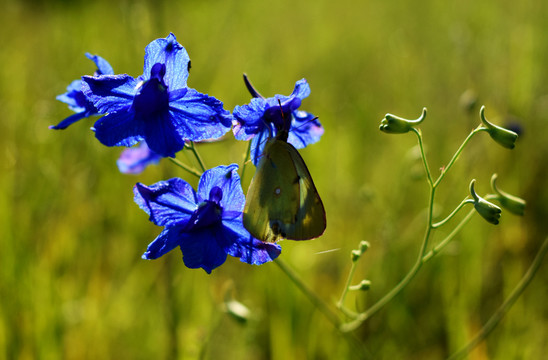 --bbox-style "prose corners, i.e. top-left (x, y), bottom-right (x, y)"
top-left (1, 0), bottom-right (546, 358)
